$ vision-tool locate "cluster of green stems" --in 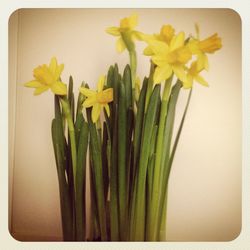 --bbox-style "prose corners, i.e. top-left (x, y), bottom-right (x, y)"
top-left (52, 47), bottom-right (192, 241)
